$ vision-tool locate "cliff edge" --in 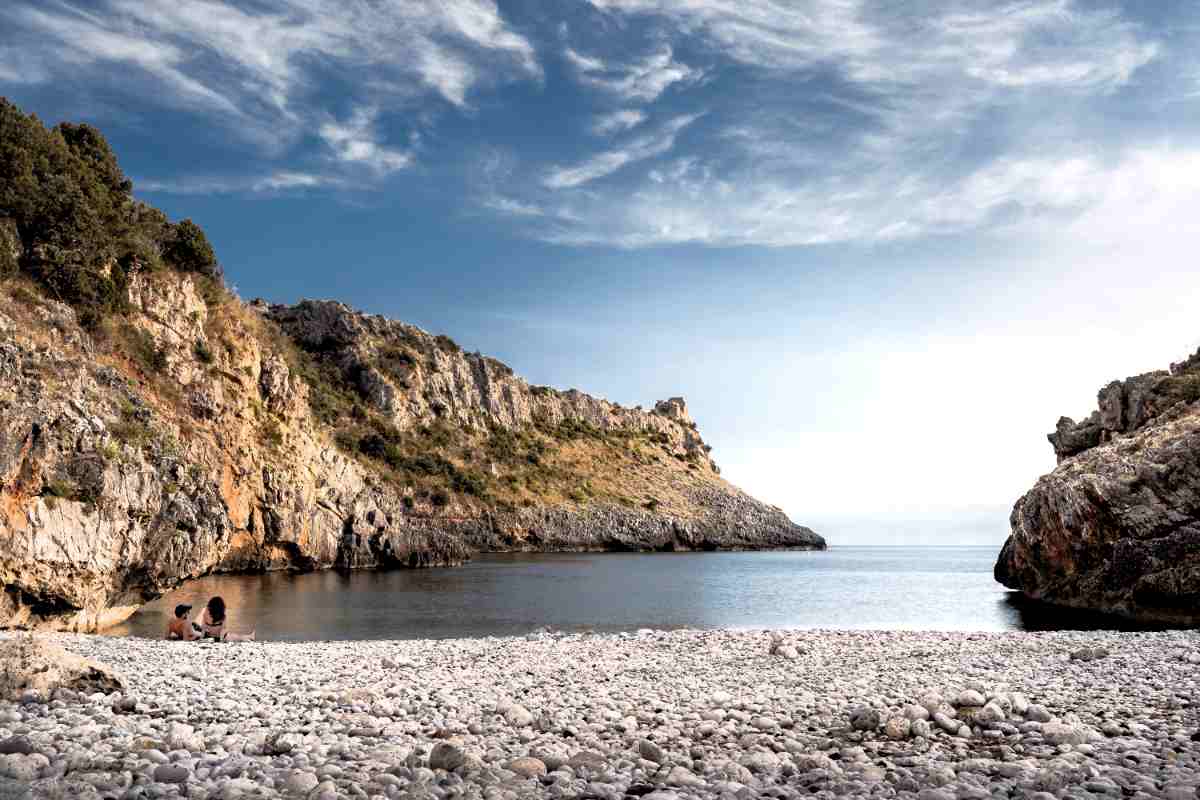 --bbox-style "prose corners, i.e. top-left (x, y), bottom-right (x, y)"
top-left (0, 99), bottom-right (822, 631)
top-left (995, 348), bottom-right (1200, 623)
